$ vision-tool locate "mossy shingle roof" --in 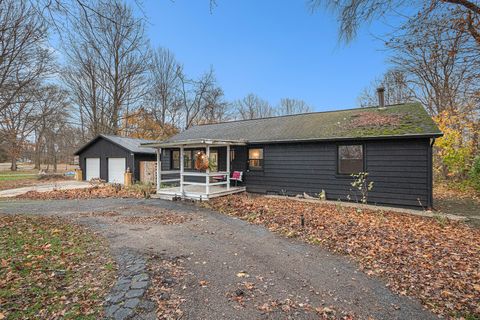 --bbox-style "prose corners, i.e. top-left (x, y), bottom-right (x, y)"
top-left (165, 103), bottom-right (442, 144)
